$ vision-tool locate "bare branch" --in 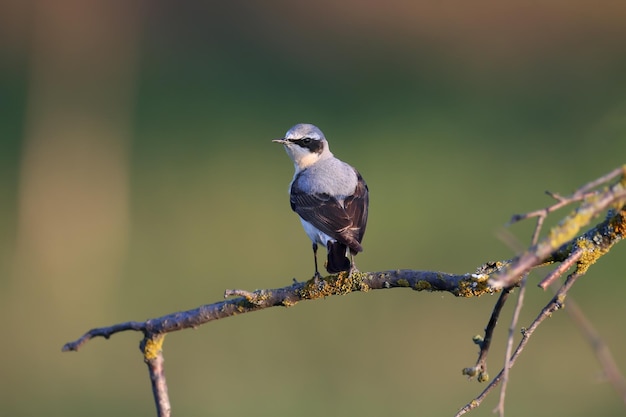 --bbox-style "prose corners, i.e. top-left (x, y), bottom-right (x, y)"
top-left (508, 166), bottom-right (626, 225)
top-left (496, 201), bottom-right (546, 416)
top-left (61, 166), bottom-right (626, 417)
top-left (140, 334), bottom-right (171, 417)
top-left (538, 248), bottom-right (582, 289)
top-left (462, 288), bottom-right (511, 383)
top-left (63, 269), bottom-right (498, 352)
top-left (464, 167), bottom-right (626, 416)
top-left (456, 268), bottom-right (586, 417)
top-left (494, 274), bottom-right (528, 417)
top-left (492, 166), bottom-right (626, 289)
top-left (62, 321), bottom-right (145, 352)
